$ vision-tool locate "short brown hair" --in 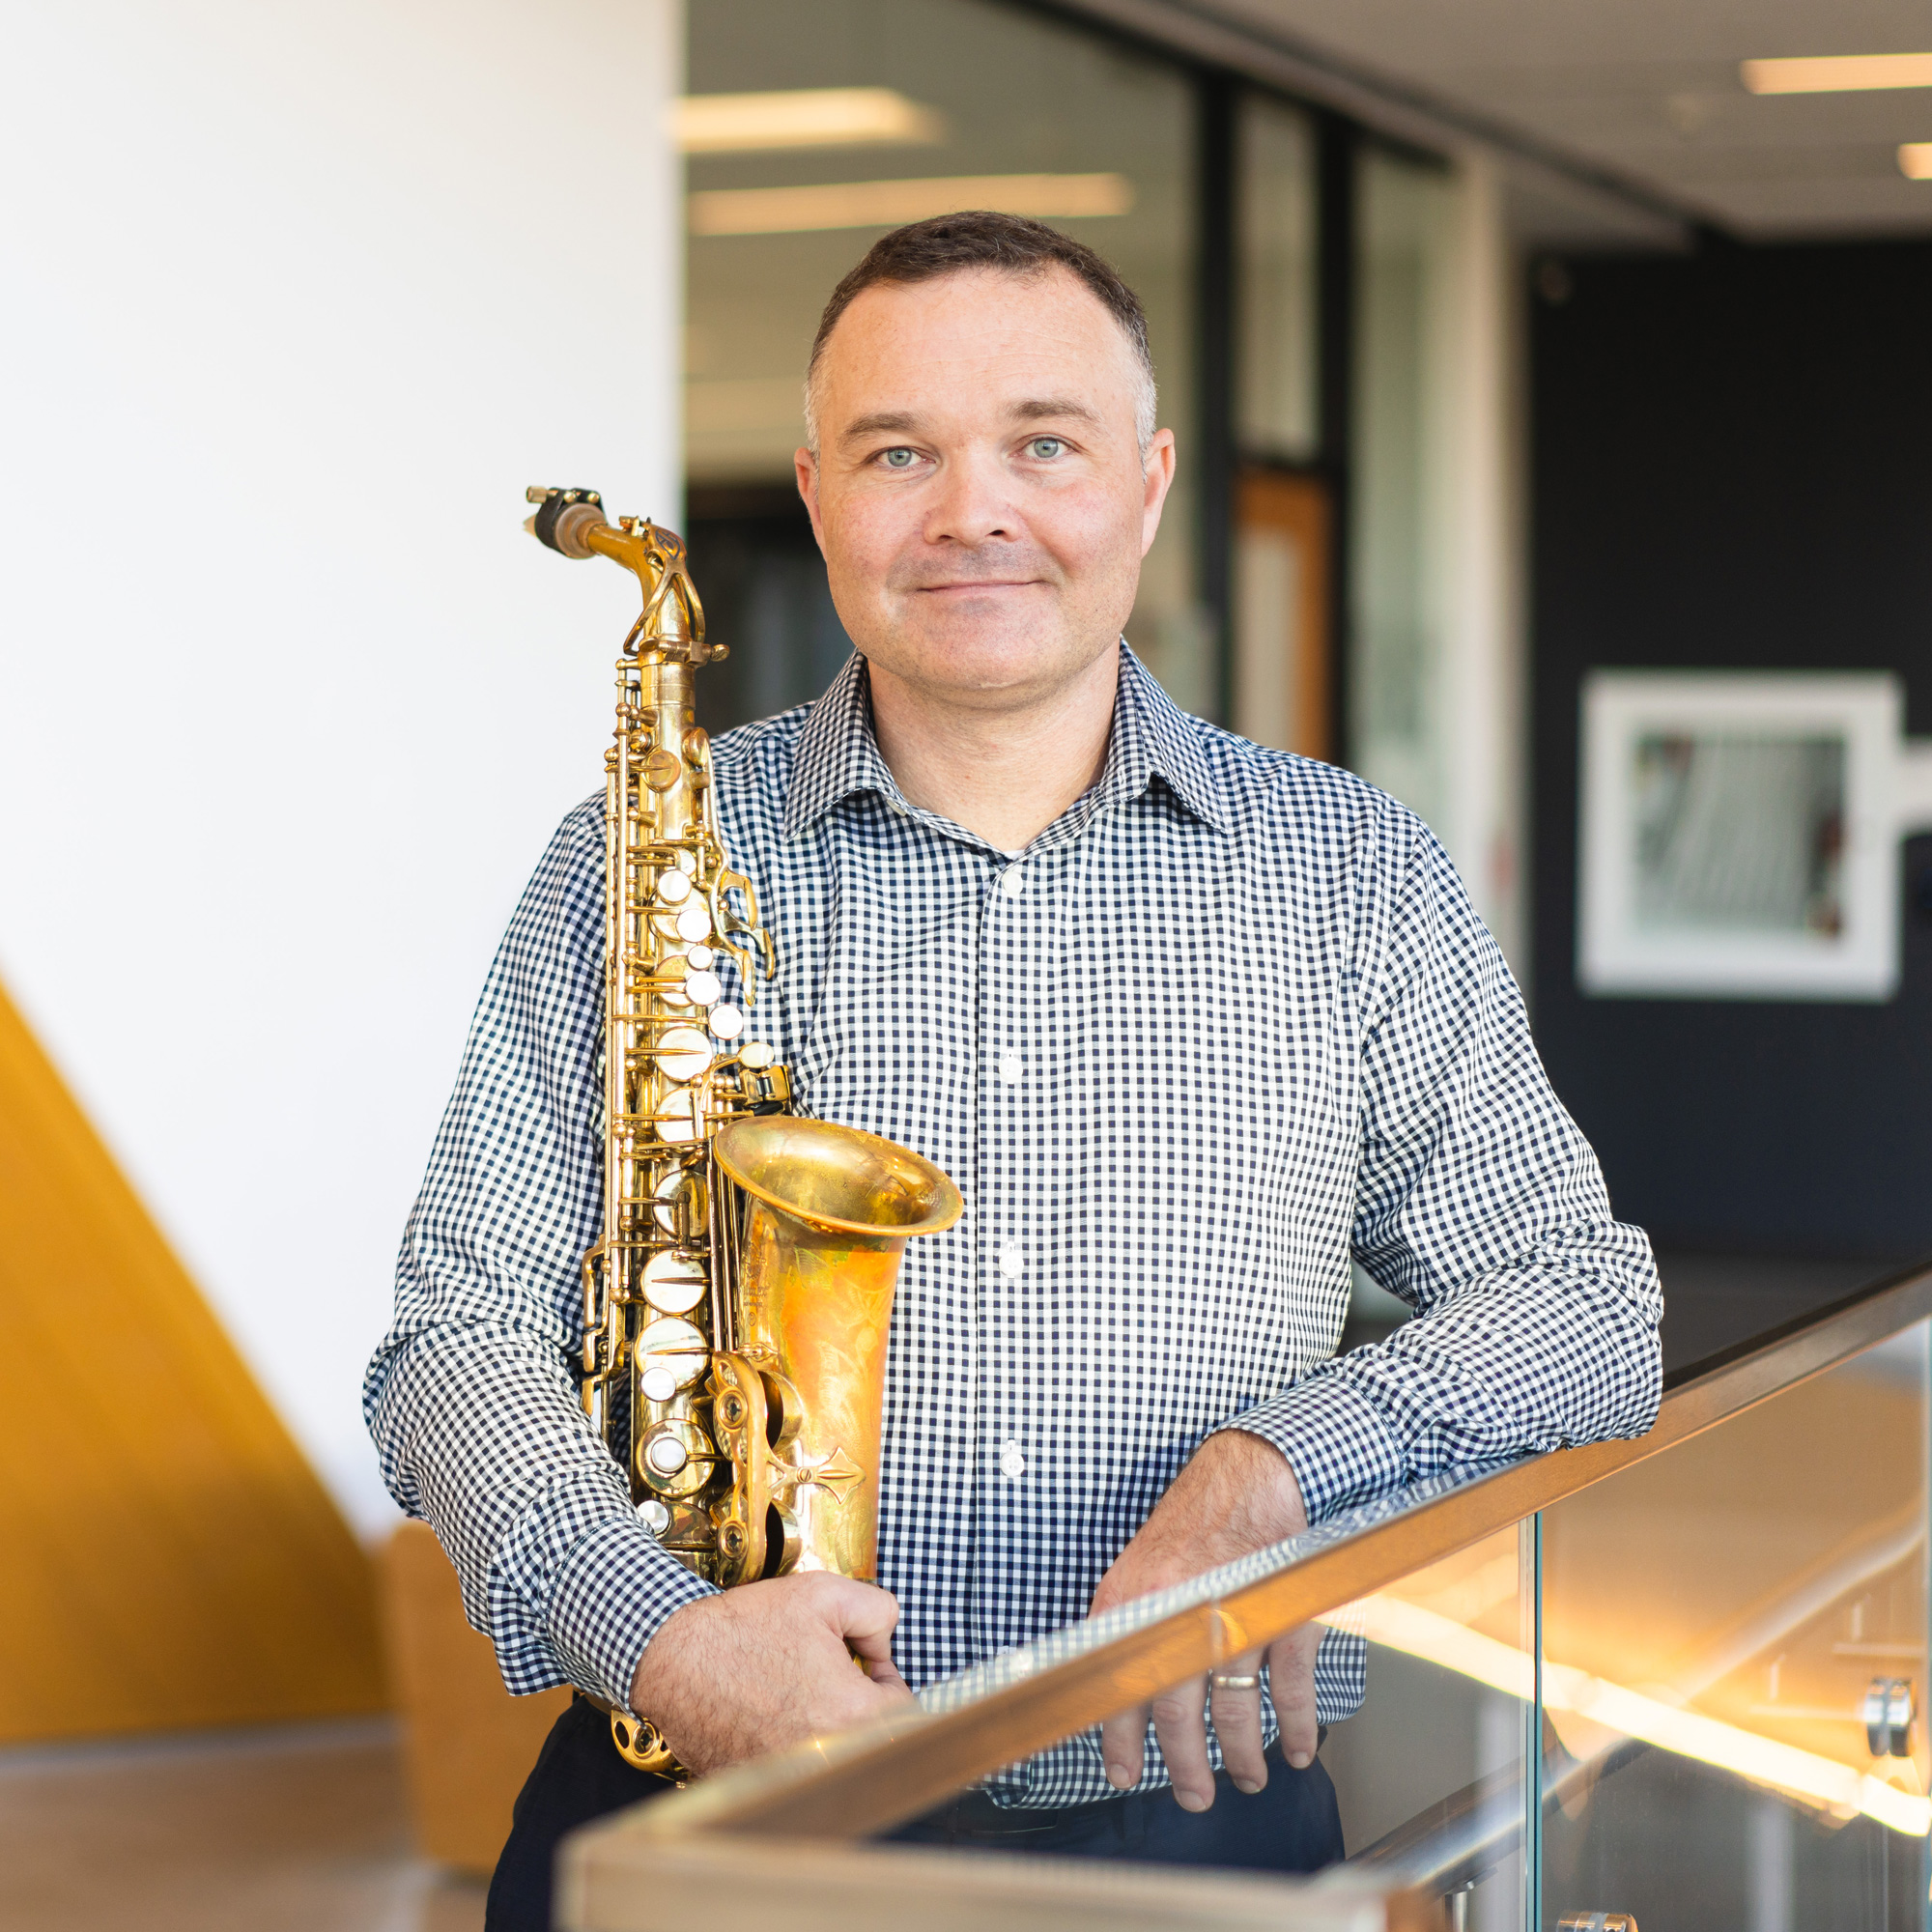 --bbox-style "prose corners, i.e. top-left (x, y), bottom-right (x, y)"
top-left (804, 210), bottom-right (1157, 449)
